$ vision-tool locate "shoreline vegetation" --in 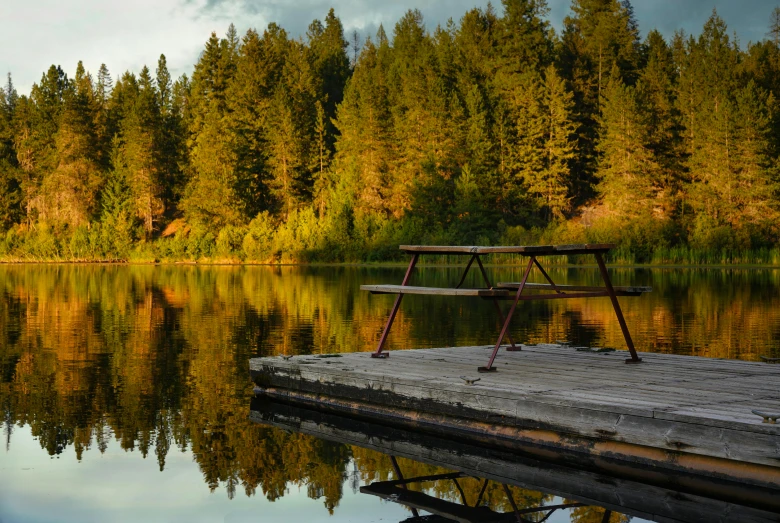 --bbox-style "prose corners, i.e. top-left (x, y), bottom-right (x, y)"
top-left (1, 2), bottom-right (780, 267)
top-left (1, 247), bottom-right (780, 266)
